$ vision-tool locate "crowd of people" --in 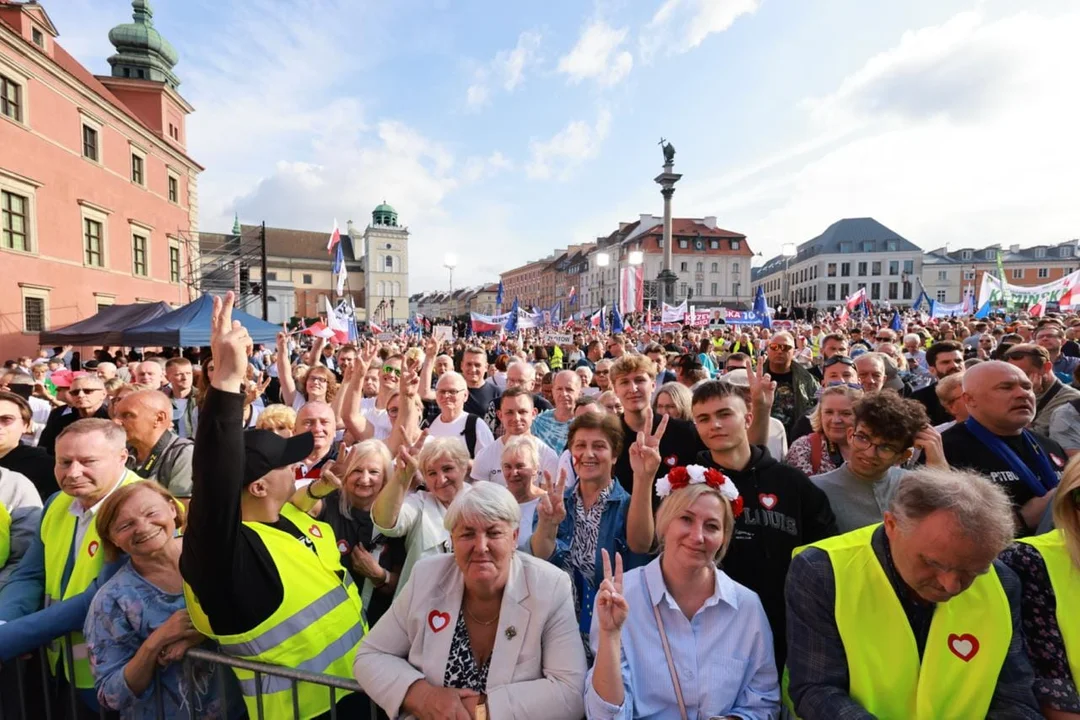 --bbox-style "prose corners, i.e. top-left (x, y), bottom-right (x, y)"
top-left (0, 295), bottom-right (1078, 720)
